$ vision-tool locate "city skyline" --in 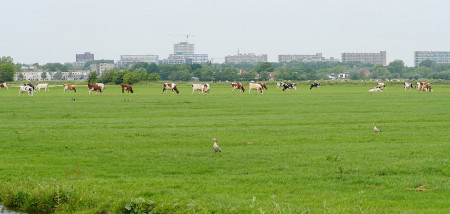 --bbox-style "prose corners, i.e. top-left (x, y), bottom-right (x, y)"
top-left (1, 0), bottom-right (449, 66)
